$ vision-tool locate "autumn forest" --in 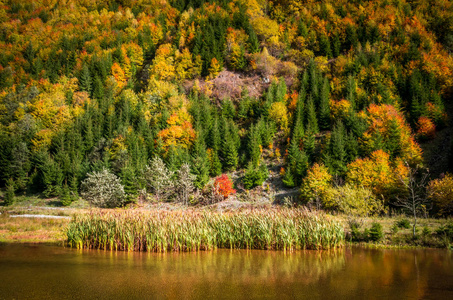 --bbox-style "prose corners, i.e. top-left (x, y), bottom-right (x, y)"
top-left (1, 0), bottom-right (453, 217)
